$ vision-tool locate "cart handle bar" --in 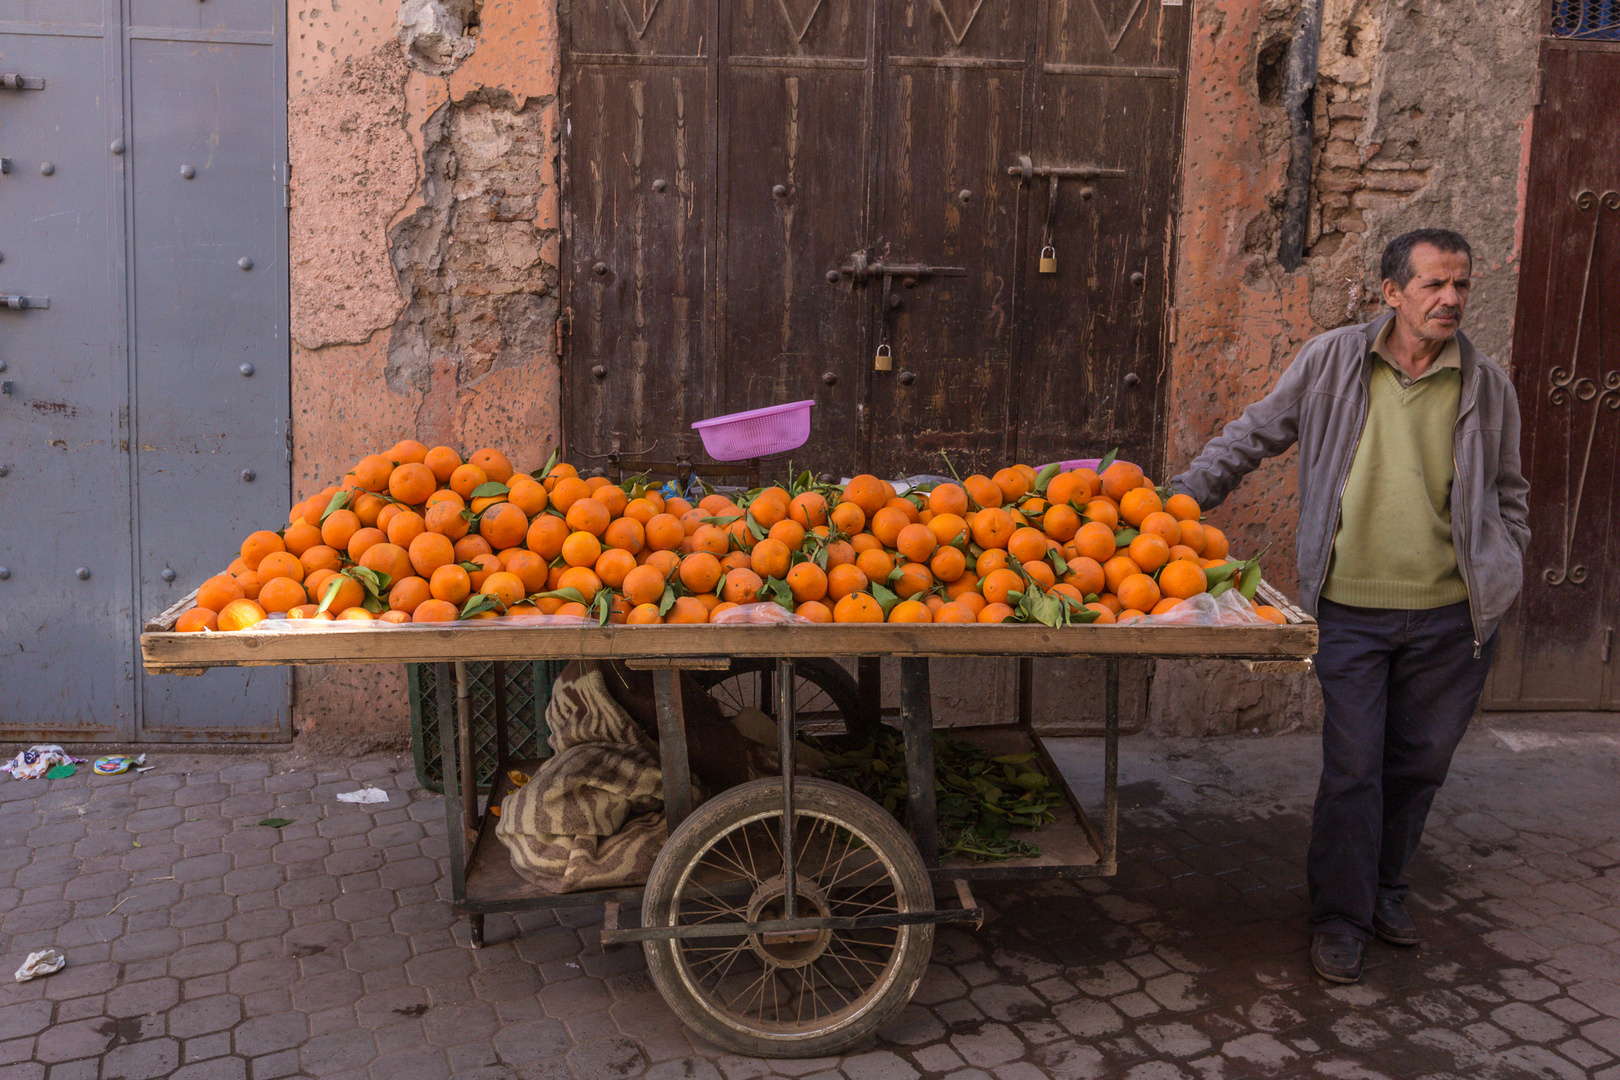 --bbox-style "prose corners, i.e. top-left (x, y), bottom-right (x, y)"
top-left (600, 905), bottom-right (982, 946)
